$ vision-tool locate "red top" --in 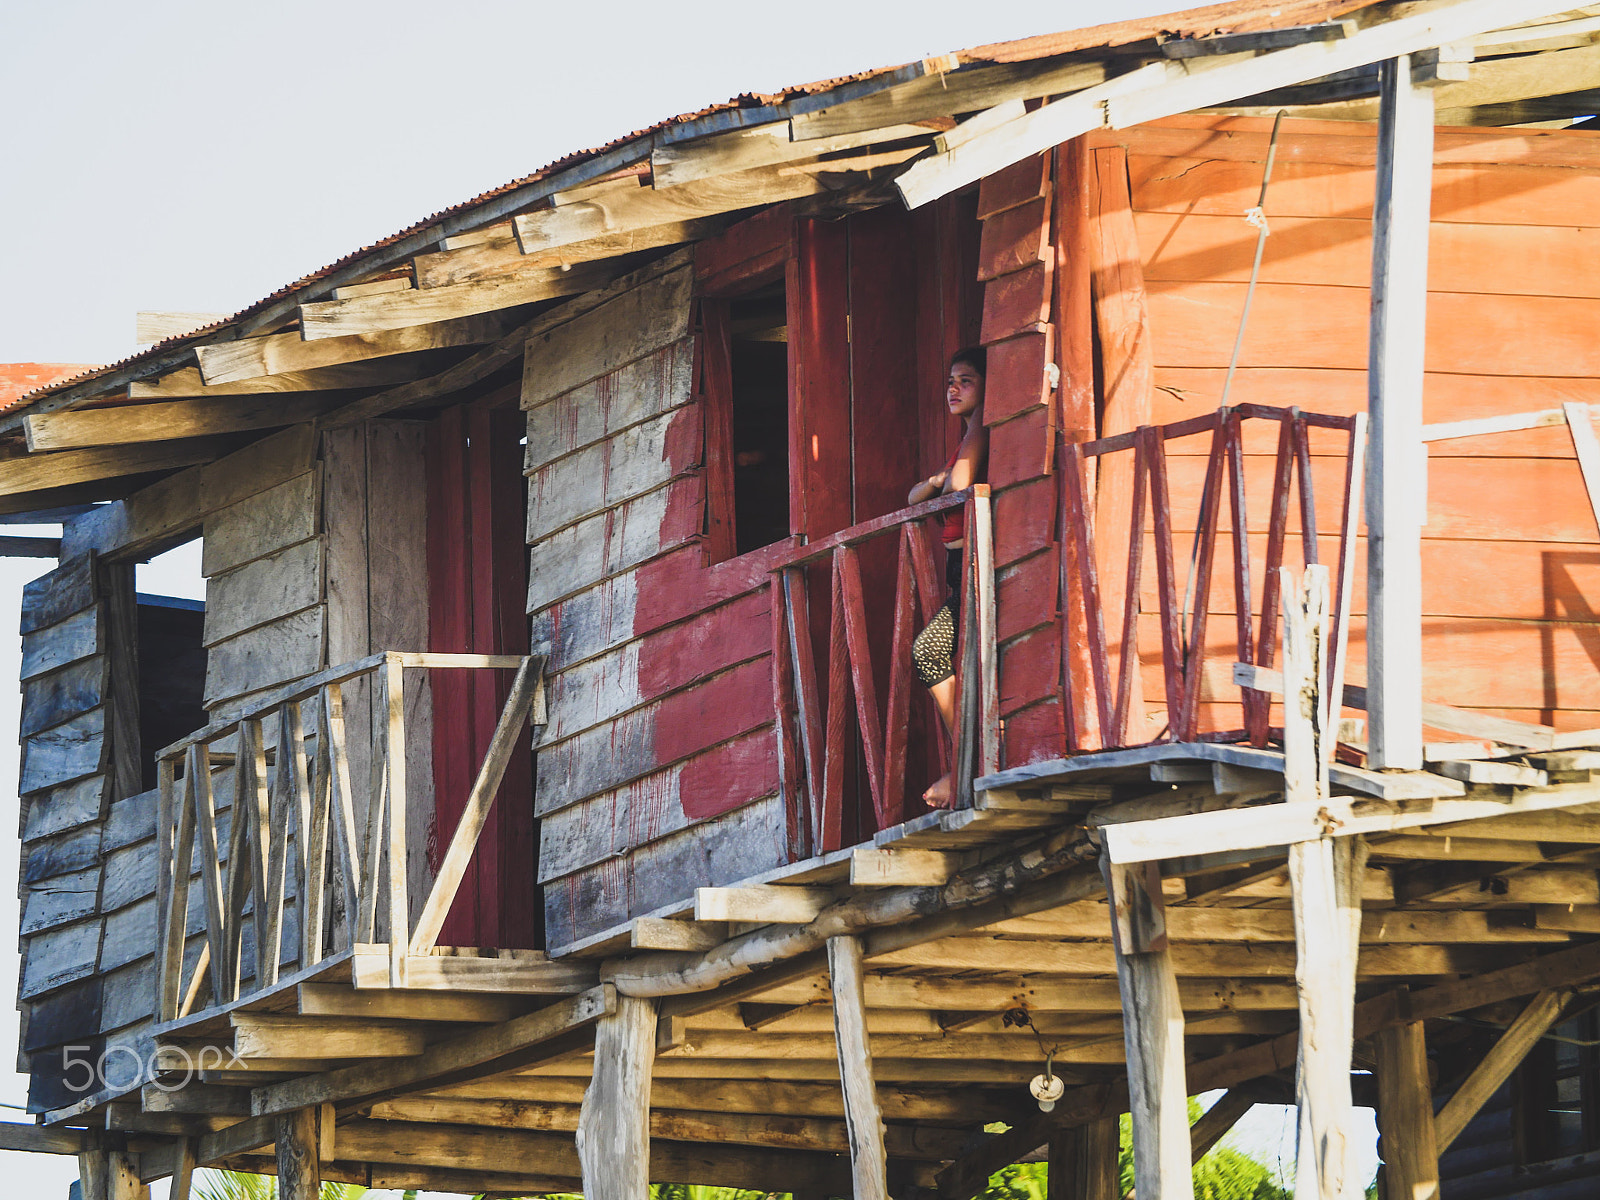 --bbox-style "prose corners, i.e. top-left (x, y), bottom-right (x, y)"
top-left (939, 442), bottom-right (983, 545)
